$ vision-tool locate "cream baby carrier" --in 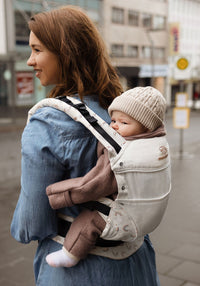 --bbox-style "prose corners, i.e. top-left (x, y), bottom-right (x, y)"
top-left (28, 96), bottom-right (171, 259)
